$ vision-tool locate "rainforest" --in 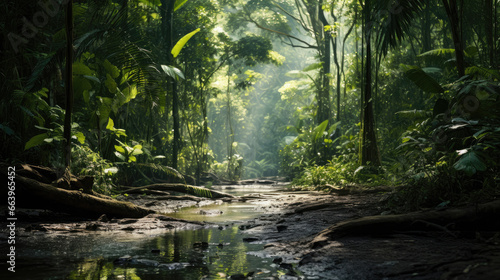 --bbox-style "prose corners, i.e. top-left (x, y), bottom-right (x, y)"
top-left (1, 0), bottom-right (500, 279)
